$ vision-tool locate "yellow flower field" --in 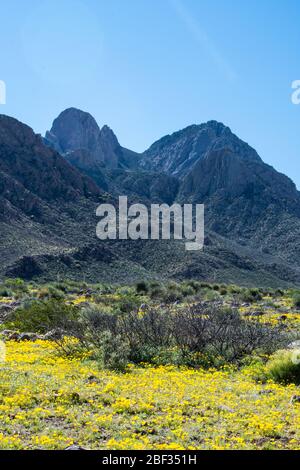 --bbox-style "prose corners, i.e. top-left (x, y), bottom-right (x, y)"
top-left (0, 340), bottom-right (299, 450)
